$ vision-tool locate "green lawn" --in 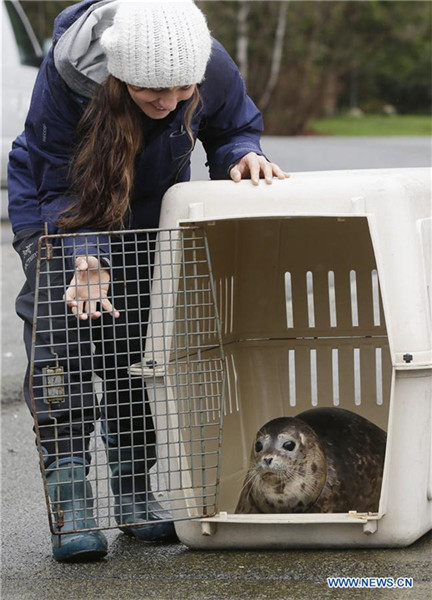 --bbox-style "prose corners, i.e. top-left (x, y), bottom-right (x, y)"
top-left (310, 115), bottom-right (431, 136)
